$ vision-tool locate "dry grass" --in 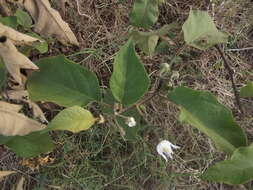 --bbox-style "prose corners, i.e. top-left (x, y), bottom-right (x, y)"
top-left (0, 0), bottom-right (253, 189)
